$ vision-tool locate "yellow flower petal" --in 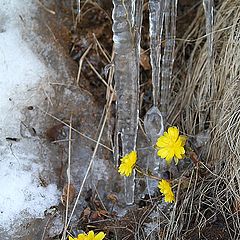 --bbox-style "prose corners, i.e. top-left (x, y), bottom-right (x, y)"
top-left (165, 193), bottom-right (175, 203)
top-left (156, 135), bottom-right (169, 148)
top-left (165, 149), bottom-right (175, 162)
top-left (77, 233), bottom-right (87, 240)
top-left (158, 179), bottom-right (175, 203)
top-left (118, 151), bottom-right (137, 177)
top-left (158, 148), bottom-right (169, 159)
top-left (168, 126), bottom-right (179, 142)
top-left (72, 231), bottom-right (106, 240)
top-left (87, 231), bottom-right (95, 239)
top-left (156, 126), bottom-right (187, 164)
top-left (94, 232), bottom-right (106, 240)
top-left (179, 135), bottom-right (188, 146)
top-left (69, 236), bottom-right (77, 240)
